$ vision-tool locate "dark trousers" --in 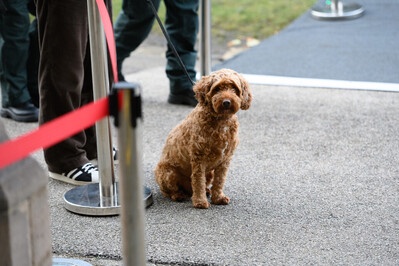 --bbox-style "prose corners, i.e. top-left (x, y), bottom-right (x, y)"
top-left (35, 0), bottom-right (113, 173)
top-left (114, 0), bottom-right (199, 93)
top-left (0, 0), bottom-right (31, 108)
top-left (27, 18), bottom-right (39, 107)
